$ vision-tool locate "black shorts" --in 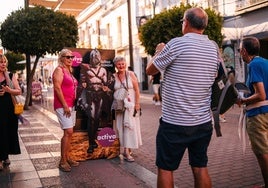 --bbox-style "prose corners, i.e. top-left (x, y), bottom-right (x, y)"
top-left (156, 118), bottom-right (213, 171)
